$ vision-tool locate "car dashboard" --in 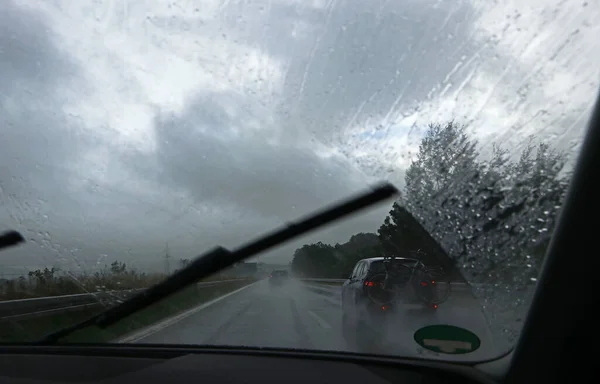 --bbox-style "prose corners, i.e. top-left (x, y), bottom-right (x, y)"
top-left (0, 346), bottom-right (498, 384)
